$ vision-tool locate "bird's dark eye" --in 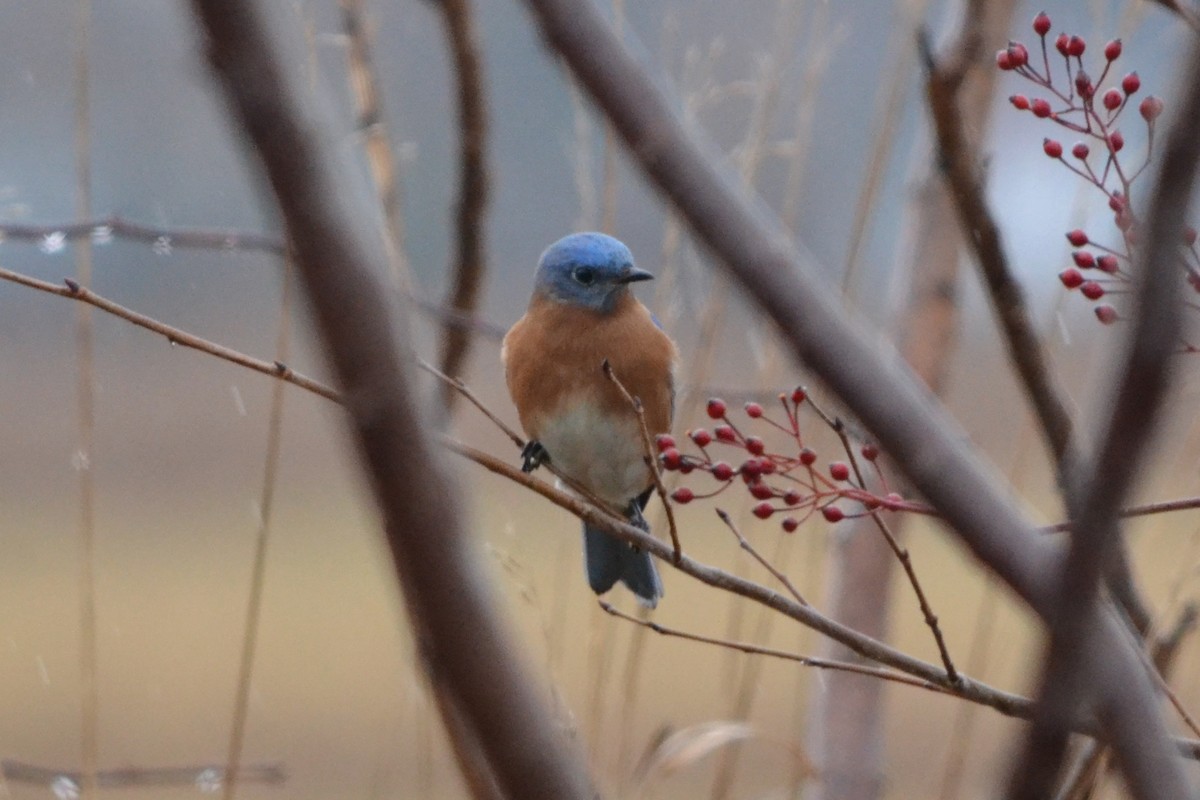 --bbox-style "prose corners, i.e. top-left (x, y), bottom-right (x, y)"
top-left (573, 267), bottom-right (596, 286)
